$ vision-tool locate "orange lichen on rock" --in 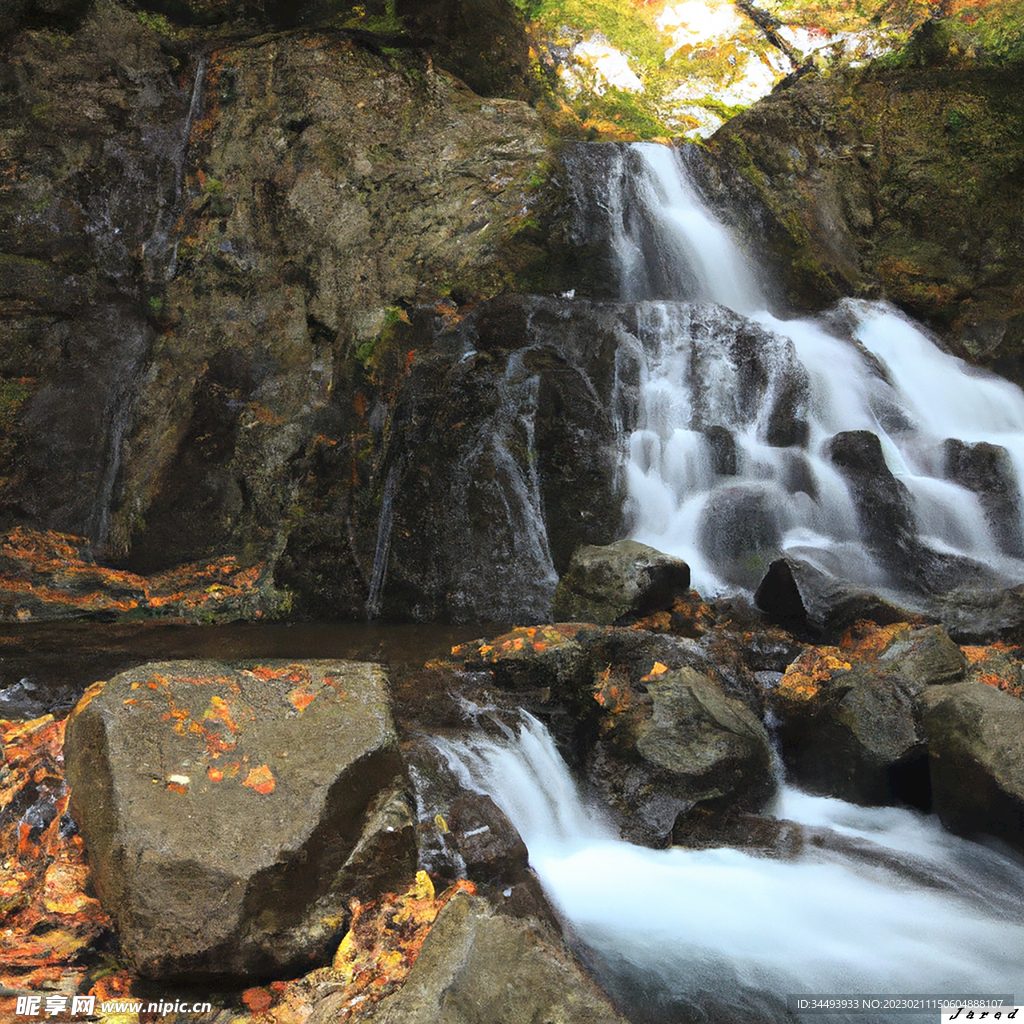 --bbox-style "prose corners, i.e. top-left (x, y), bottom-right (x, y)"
top-left (960, 642), bottom-right (1024, 699)
top-left (593, 665), bottom-right (634, 714)
top-left (631, 591), bottom-right (716, 635)
top-left (242, 764), bottom-right (276, 795)
top-left (776, 647), bottom-right (852, 701)
top-left (330, 871), bottom-right (476, 1017)
top-left (450, 624), bottom-right (580, 663)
